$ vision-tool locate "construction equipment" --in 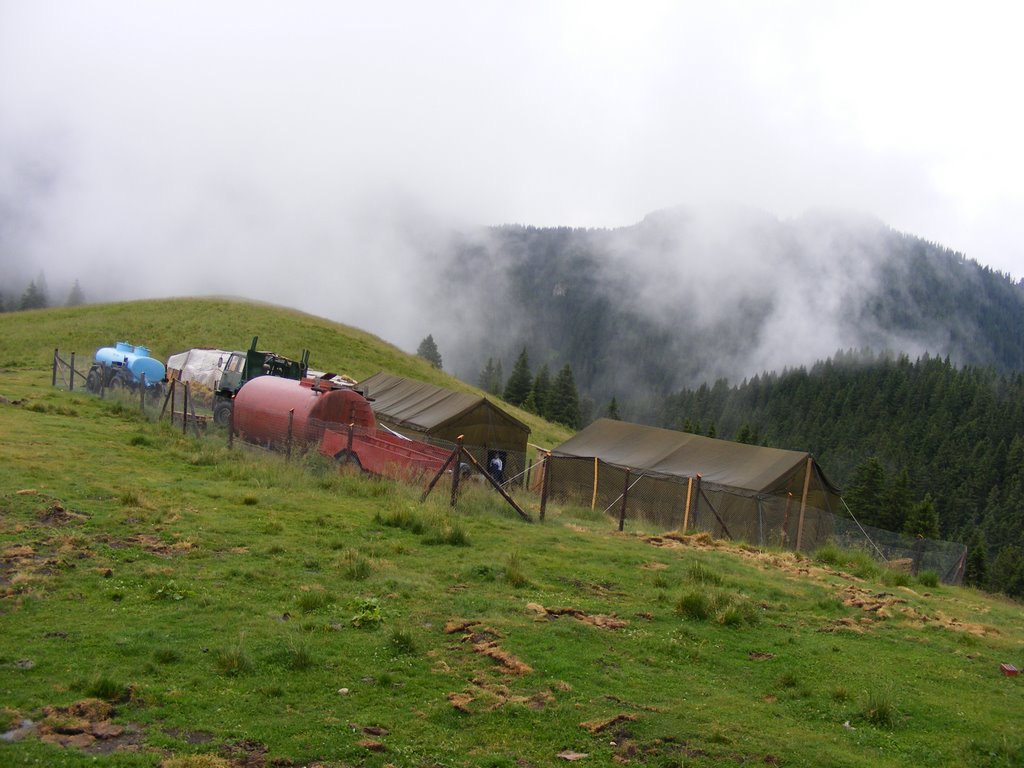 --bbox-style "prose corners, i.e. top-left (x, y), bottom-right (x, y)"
top-left (85, 341), bottom-right (166, 398)
top-left (212, 336), bottom-right (309, 426)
